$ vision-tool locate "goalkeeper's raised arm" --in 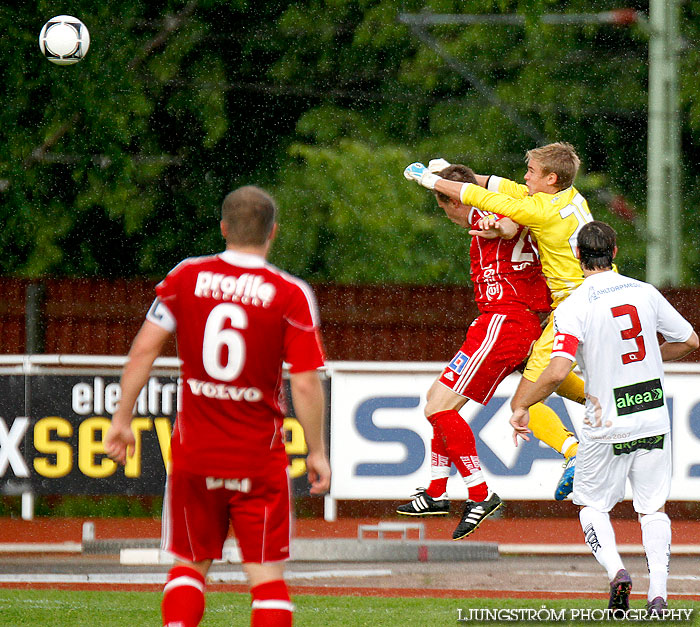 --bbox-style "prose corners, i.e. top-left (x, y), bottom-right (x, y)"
top-left (404, 161), bottom-right (536, 228)
top-left (427, 158), bottom-right (491, 188)
top-left (404, 142), bottom-right (585, 232)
